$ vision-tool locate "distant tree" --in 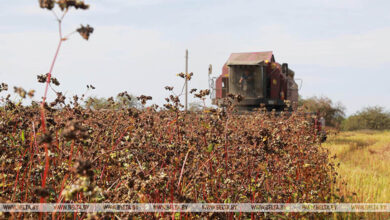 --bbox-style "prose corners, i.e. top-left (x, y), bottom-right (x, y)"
top-left (188, 101), bottom-right (203, 112)
top-left (84, 97), bottom-right (109, 110)
top-left (299, 96), bottom-right (345, 127)
top-left (84, 94), bottom-right (140, 110)
top-left (116, 95), bottom-right (141, 109)
top-left (341, 106), bottom-right (390, 131)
